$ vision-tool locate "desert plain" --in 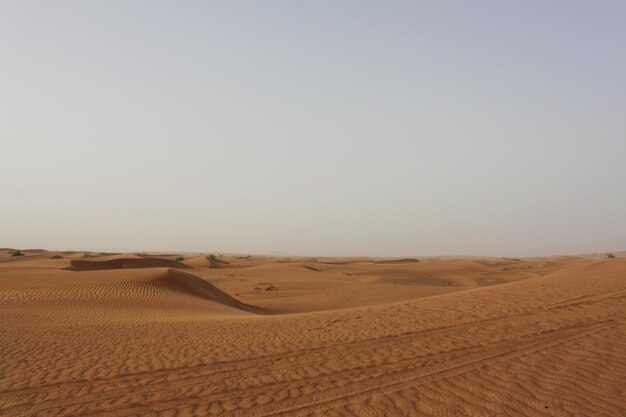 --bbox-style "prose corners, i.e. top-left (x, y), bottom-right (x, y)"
top-left (1, 249), bottom-right (624, 417)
